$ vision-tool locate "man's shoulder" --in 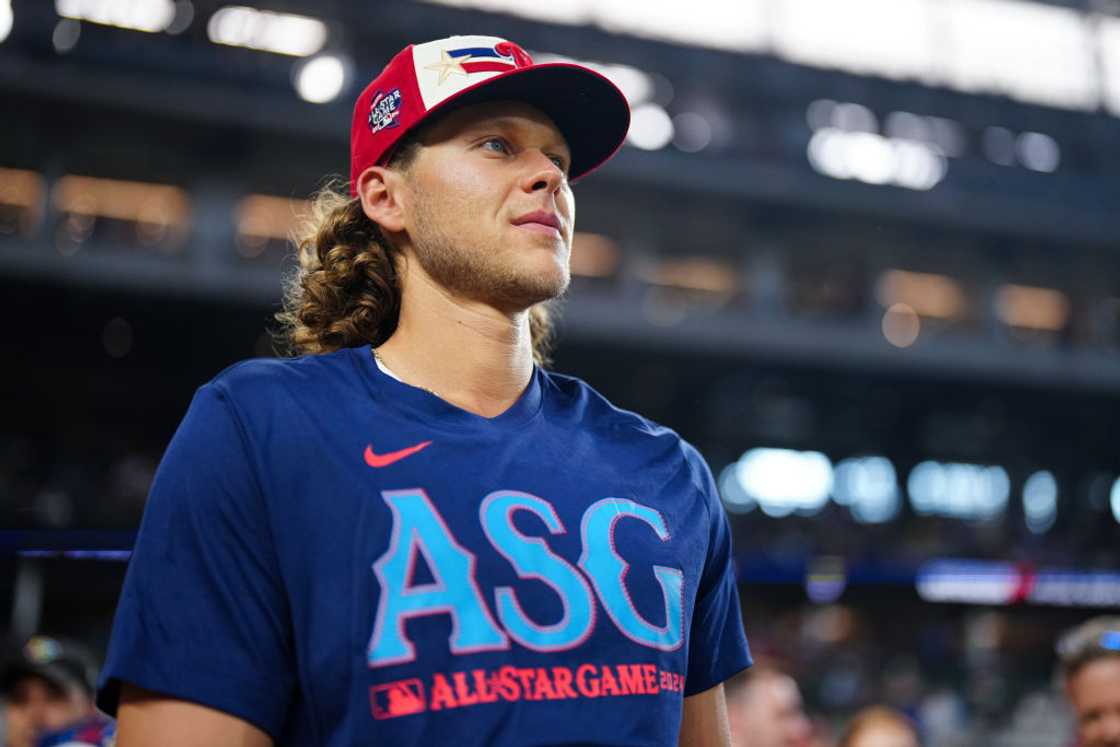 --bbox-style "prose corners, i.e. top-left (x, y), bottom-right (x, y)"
top-left (205, 347), bottom-right (362, 402)
top-left (544, 369), bottom-right (713, 490)
top-left (544, 370), bottom-right (700, 452)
